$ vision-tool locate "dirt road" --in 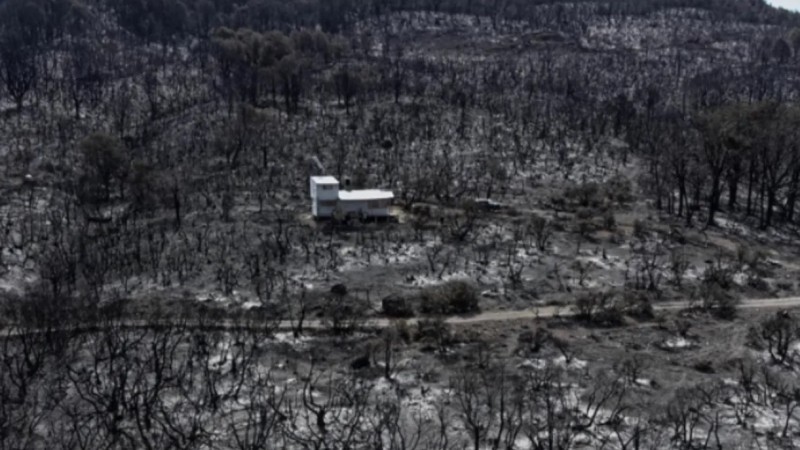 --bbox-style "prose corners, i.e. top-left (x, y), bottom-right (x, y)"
top-left (385, 295), bottom-right (800, 327)
top-left (3, 296), bottom-right (800, 337)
